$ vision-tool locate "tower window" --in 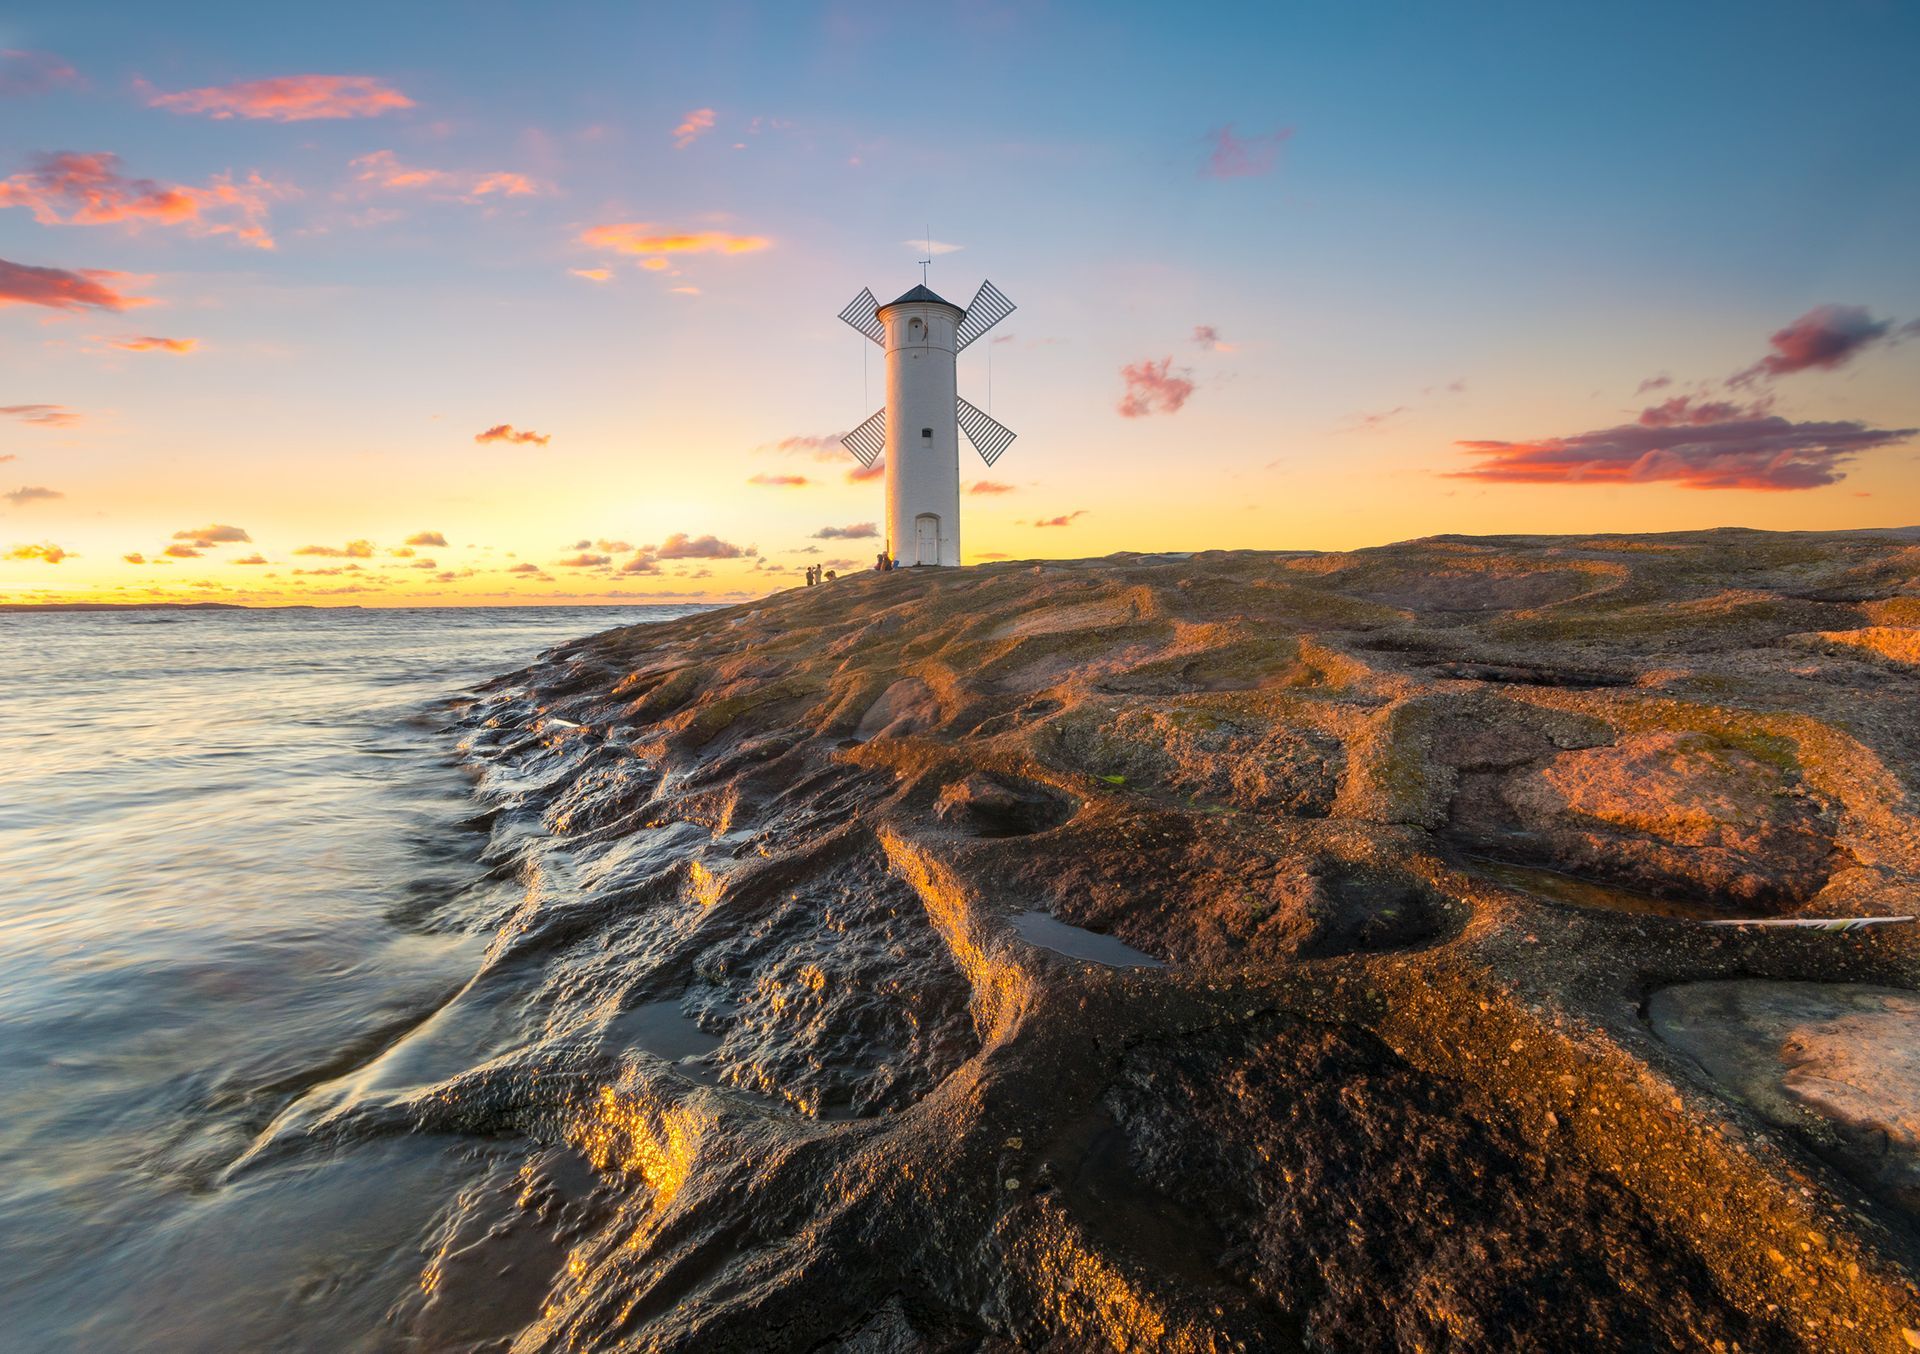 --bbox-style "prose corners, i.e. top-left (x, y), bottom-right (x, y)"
top-left (921, 427), bottom-right (933, 438)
